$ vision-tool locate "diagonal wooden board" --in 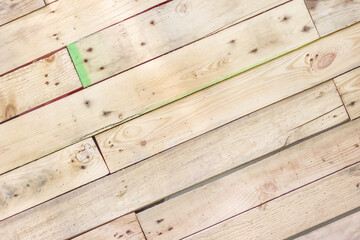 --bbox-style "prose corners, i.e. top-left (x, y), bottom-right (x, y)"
top-left (0, 138), bottom-right (108, 221)
top-left (305, 0), bottom-right (360, 37)
top-left (0, 0), bottom-right (319, 175)
top-left (0, 0), bottom-right (165, 75)
top-left (0, 80), bottom-right (348, 239)
top-left (0, 0), bottom-right (45, 26)
top-left (68, 0), bottom-right (289, 86)
top-left (184, 162), bottom-right (360, 240)
top-left (0, 49), bottom-right (81, 123)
